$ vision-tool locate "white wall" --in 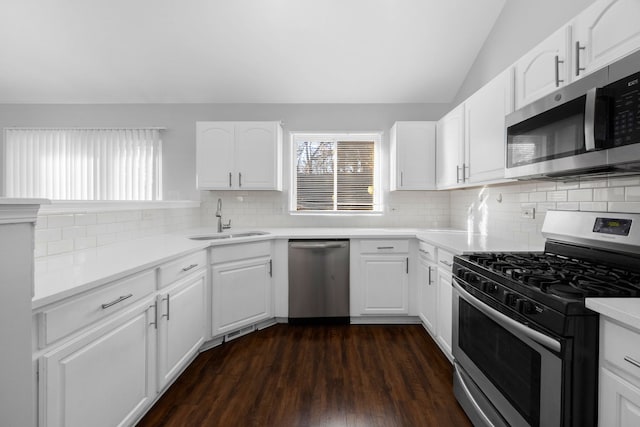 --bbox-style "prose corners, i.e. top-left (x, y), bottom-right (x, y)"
top-left (0, 103), bottom-right (448, 201)
top-left (450, 176), bottom-right (640, 248)
top-left (453, 0), bottom-right (596, 105)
